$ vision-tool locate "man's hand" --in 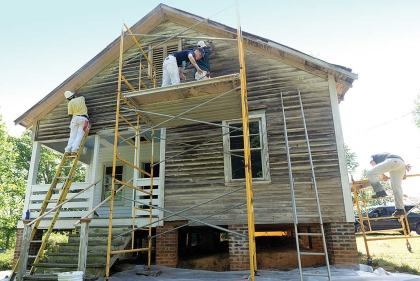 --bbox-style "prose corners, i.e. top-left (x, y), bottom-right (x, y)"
top-left (188, 53), bottom-right (203, 75)
top-left (179, 67), bottom-right (186, 81)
